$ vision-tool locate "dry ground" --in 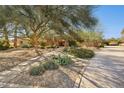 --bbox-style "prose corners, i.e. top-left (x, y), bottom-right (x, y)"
top-left (0, 48), bottom-right (88, 88)
top-left (0, 48), bottom-right (56, 72)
